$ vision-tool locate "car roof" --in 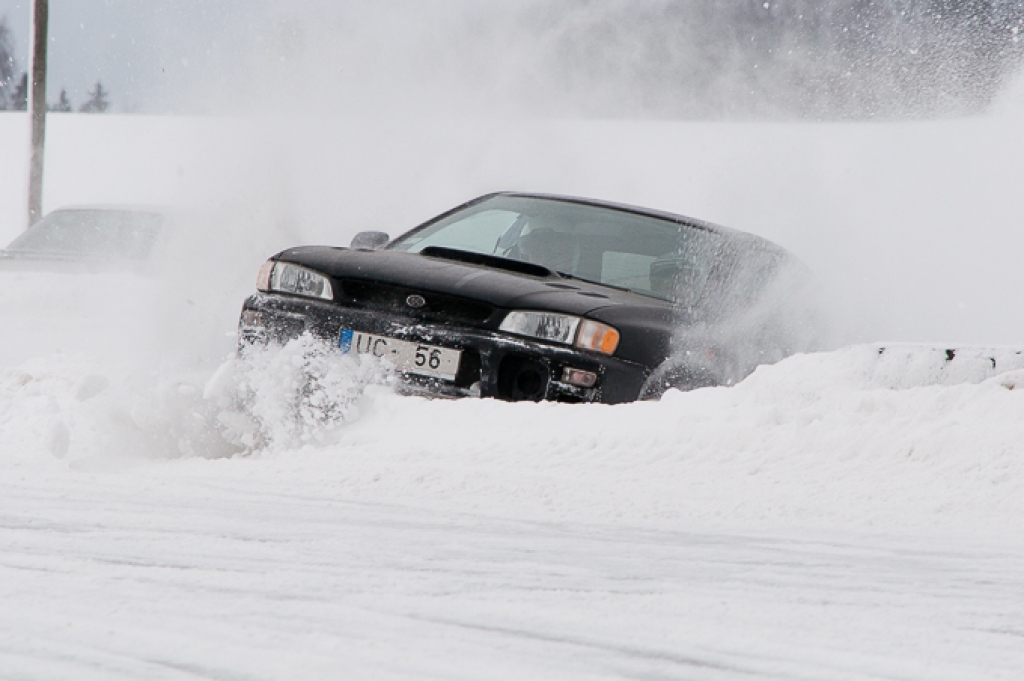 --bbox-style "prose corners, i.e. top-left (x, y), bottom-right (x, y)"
top-left (46, 204), bottom-right (171, 215)
top-left (490, 191), bottom-right (731, 233)
top-left (482, 191), bottom-right (789, 255)
top-left (400, 191), bottom-right (794, 263)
